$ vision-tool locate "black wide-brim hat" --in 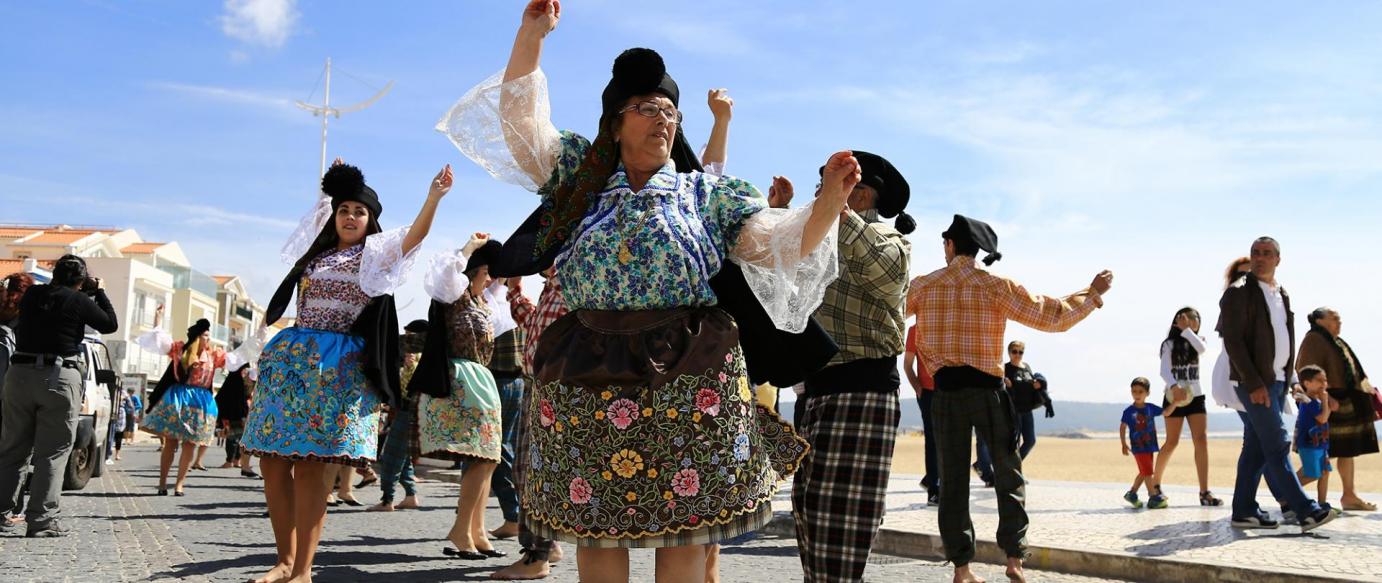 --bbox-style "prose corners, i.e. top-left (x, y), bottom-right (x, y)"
top-left (465, 239), bottom-right (503, 275)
